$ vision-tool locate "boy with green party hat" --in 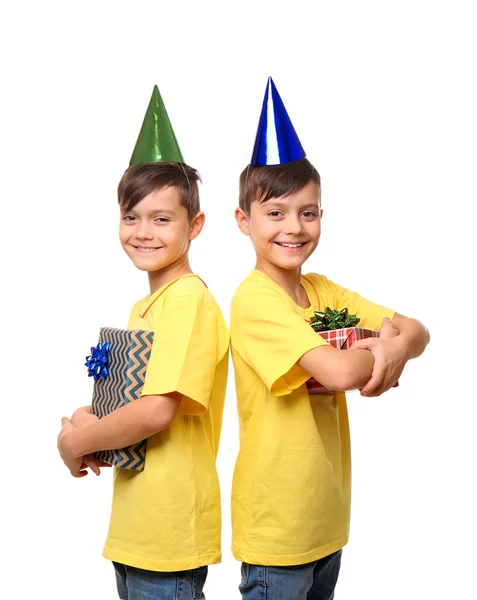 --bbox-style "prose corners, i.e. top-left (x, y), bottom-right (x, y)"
top-left (58, 85), bottom-right (229, 599)
top-left (230, 77), bottom-right (430, 599)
